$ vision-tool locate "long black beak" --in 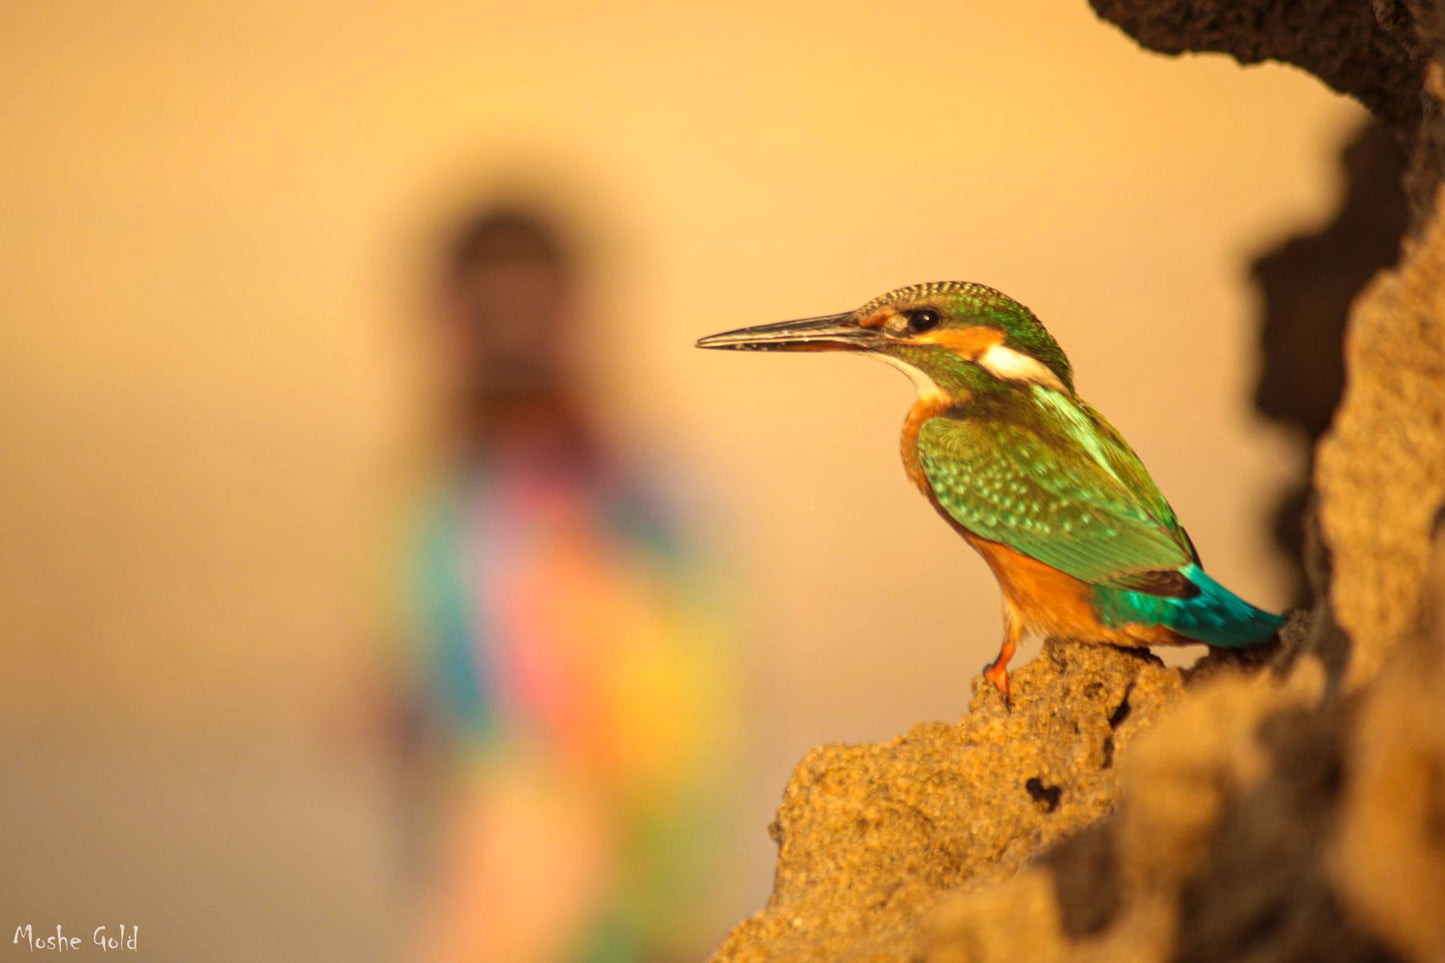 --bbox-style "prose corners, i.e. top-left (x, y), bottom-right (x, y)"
top-left (695, 312), bottom-right (874, 351)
